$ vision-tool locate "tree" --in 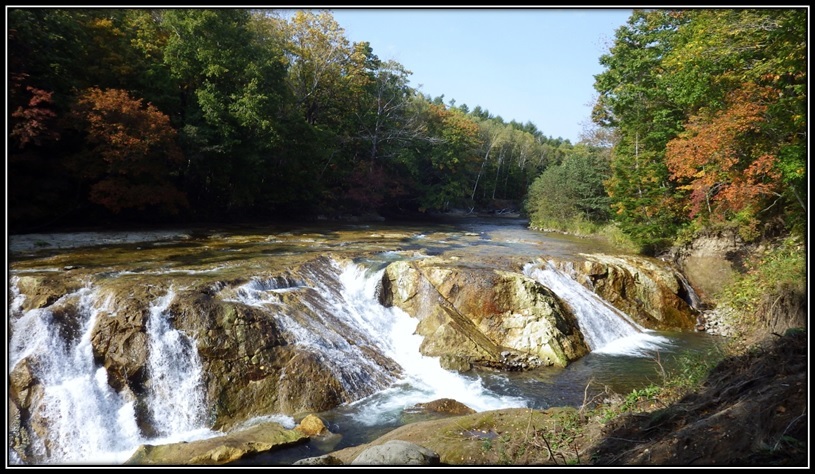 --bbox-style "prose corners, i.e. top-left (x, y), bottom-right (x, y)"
top-left (161, 8), bottom-right (292, 214)
top-left (68, 87), bottom-right (187, 214)
top-left (593, 9), bottom-right (691, 251)
top-left (660, 8), bottom-right (807, 236)
top-left (665, 83), bottom-right (783, 238)
top-left (283, 9), bottom-right (354, 127)
top-left (10, 87), bottom-right (60, 149)
top-left (526, 145), bottom-right (611, 228)
top-left (344, 58), bottom-right (419, 210)
top-left (409, 101), bottom-right (481, 211)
